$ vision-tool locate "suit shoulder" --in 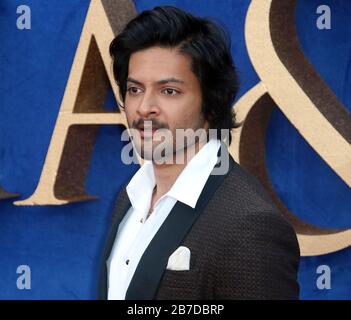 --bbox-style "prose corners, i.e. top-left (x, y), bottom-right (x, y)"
top-left (213, 160), bottom-right (279, 214)
top-left (207, 160), bottom-right (298, 247)
top-left (110, 183), bottom-right (129, 221)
